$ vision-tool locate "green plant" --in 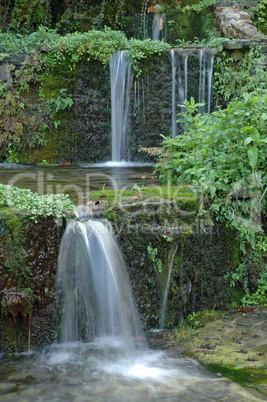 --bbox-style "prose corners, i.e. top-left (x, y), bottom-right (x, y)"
top-left (172, 323), bottom-right (198, 342)
top-left (241, 270), bottom-right (267, 306)
top-left (147, 245), bottom-right (162, 275)
top-left (0, 184), bottom-right (75, 222)
top-left (187, 309), bottom-right (219, 327)
top-left (162, 234), bottom-right (173, 242)
top-left (0, 27), bottom-right (59, 53)
top-left (250, 0), bottom-right (267, 34)
top-left (155, 93), bottom-right (267, 297)
top-left (46, 89), bottom-right (74, 128)
top-left (131, 183), bottom-right (145, 191)
top-left (214, 48), bottom-right (266, 103)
